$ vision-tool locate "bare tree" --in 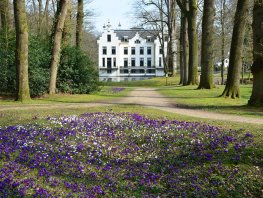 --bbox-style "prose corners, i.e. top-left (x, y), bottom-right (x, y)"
top-left (63, 0), bottom-right (72, 46)
top-left (179, 0), bottom-right (189, 85)
top-left (177, 0), bottom-right (199, 85)
top-left (198, 0), bottom-right (216, 89)
top-left (49, 0), bottom-right (69, 94)
top-left (133, 0), bottom-right (177, 76)
top-left (76, 0), bottom-right (84, 48)
top-left (221, 0), bottom-right (250, 98)
top-left (13, 0), bottom-right (31, 101)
